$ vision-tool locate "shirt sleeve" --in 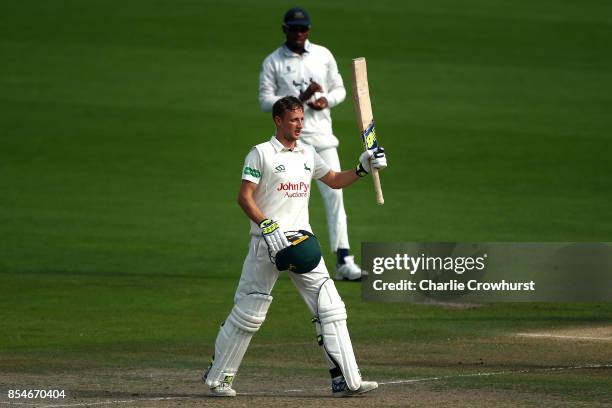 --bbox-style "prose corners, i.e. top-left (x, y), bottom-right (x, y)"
top-left (323, 50), bottom-right (346, 108)
top-left (312, 148), bottom-right (331, 179)
top-left (258, 58), bottom-right (281, 113)
top-left (242, 148), bottom-right (263, 184)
